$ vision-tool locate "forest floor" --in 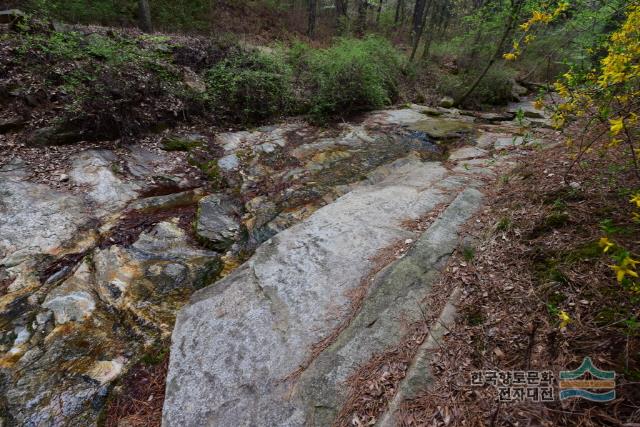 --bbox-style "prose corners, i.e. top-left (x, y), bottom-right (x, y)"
top-left (342, 140), bottom-right (640, 426)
